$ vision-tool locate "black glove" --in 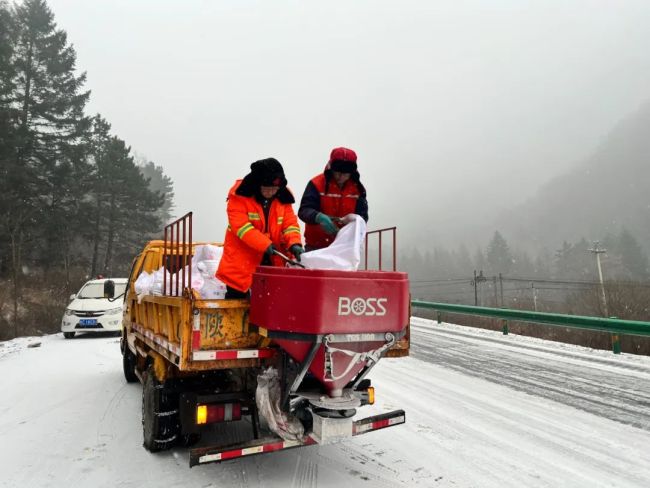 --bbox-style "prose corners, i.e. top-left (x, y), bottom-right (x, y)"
top-left (264, 244), bottom-right (275, 257)
top-left (289, 244), bottom-right (304, 262)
